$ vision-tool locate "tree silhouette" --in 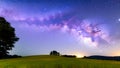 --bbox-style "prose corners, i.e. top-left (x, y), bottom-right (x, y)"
top-left (50, 50), bottom-right (60, 56)
top-left (0, 17), bottom-right (19, 58)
